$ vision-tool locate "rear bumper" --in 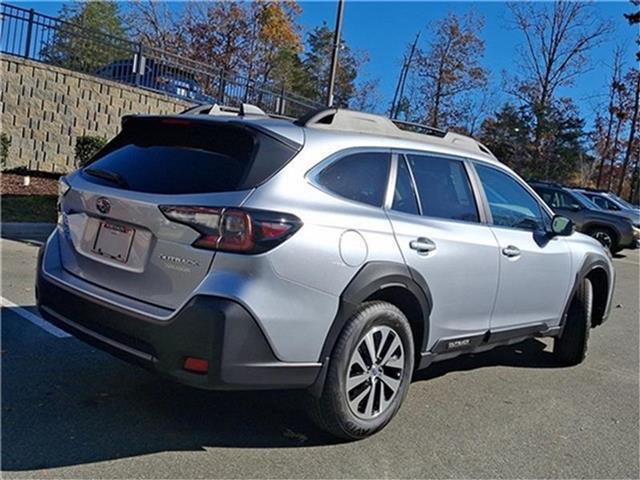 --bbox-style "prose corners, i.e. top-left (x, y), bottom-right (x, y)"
top-left (36, 236), bottom-right (321, 391)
